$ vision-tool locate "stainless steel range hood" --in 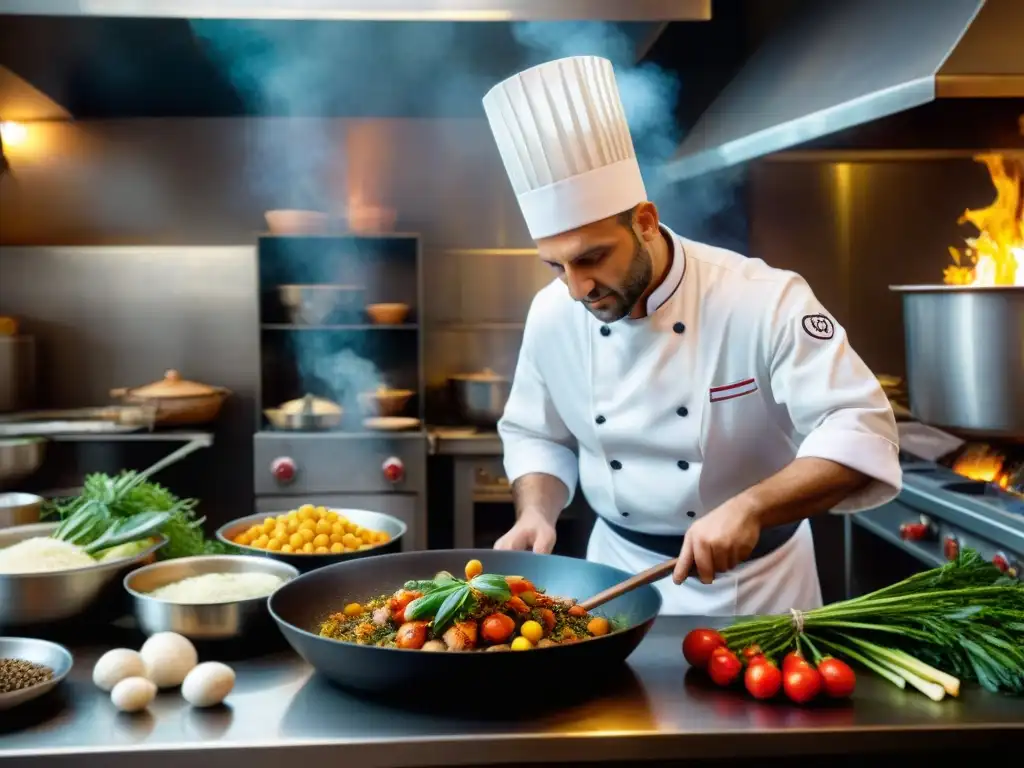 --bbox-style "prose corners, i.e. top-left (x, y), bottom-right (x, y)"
top-left (0, 0), bottom-right (710, 21)
top-left (665, 0), bottom-right (1024, 181)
